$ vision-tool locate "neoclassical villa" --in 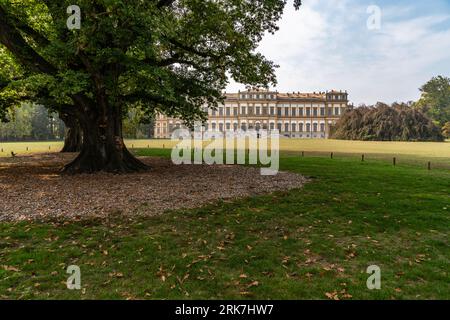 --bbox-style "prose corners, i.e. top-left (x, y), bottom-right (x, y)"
top-left (154, 89), bottom-right (349, 139)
